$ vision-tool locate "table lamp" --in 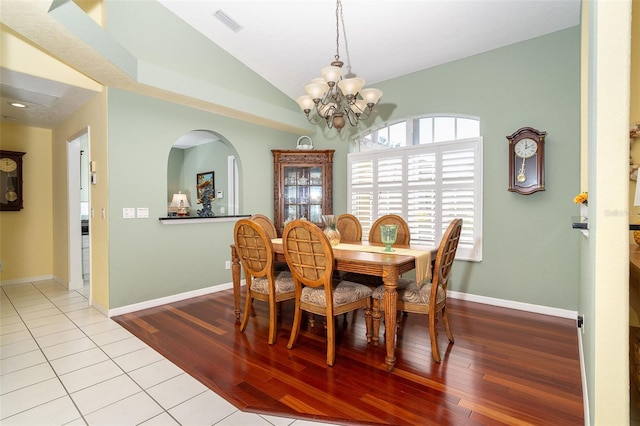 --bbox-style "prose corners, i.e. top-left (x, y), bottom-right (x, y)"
top-left (170, 192), bottom-right (190, 216)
